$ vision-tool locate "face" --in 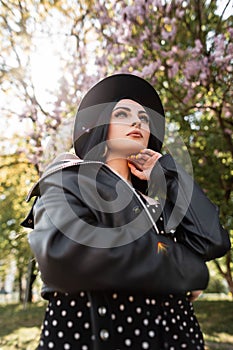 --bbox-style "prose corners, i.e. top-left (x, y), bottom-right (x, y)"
top-left (106, 99), bottom-right (150, 156)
